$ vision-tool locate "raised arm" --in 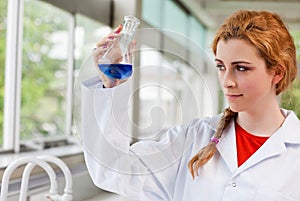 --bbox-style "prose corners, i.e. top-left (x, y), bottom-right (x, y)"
top-left (80, 26), bottom-right (201, 201)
